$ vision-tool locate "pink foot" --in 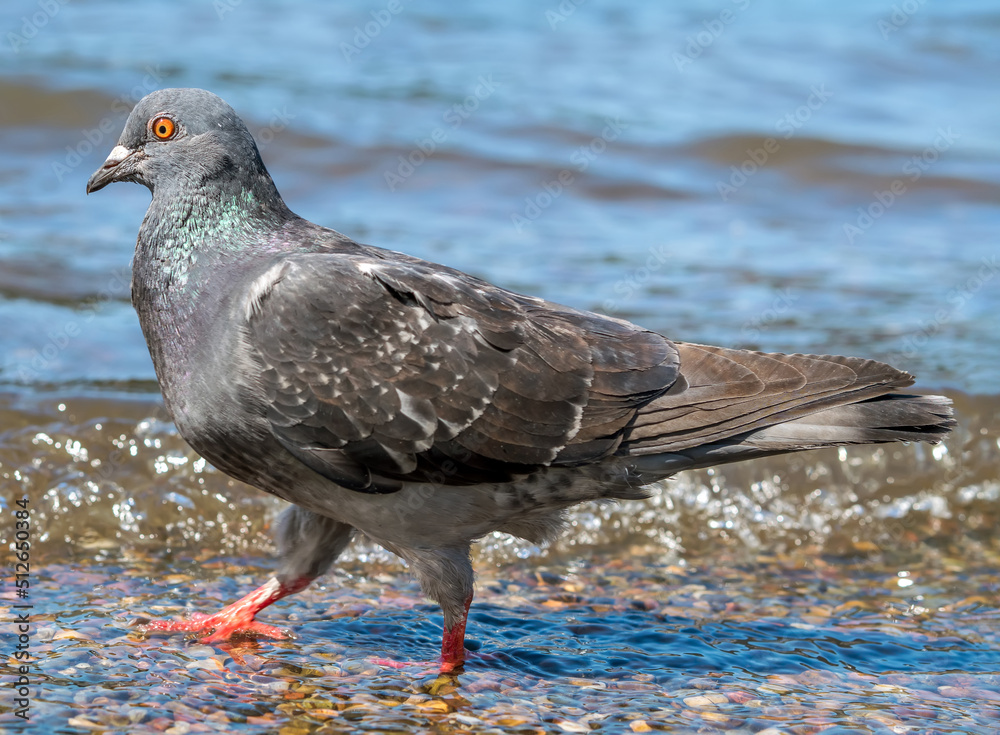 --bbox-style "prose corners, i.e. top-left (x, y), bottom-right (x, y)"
top-left (132, 576), bottom-right (311, 644)
top-left (135, 610), bottom-right (291, 643)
